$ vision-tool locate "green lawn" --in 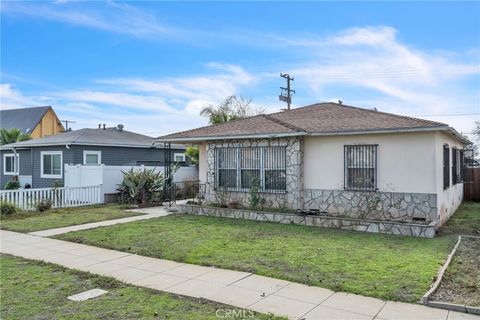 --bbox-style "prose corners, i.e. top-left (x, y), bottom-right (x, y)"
top-left (56, 212), bottom-right (456, 303)
top-left (0, 204), bottom-right (141, 233)
top-left (0, 254), bottom-right (281, 320)
top-left (438, 201), bottom-right (480, 236)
